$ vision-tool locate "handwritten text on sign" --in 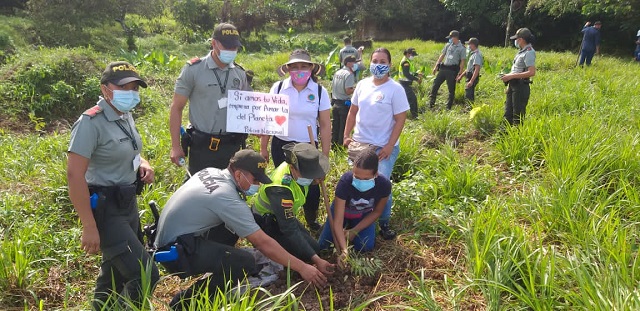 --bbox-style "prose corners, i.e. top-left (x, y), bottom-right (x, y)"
top-left (226, 90), bottom-right (289, 136)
